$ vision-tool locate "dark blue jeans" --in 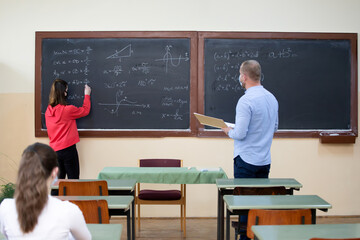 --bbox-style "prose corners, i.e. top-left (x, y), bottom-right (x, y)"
top-left (233, 155), bottom-right (270, 240)
top-left (56, 144), bottom-right (80, 179)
